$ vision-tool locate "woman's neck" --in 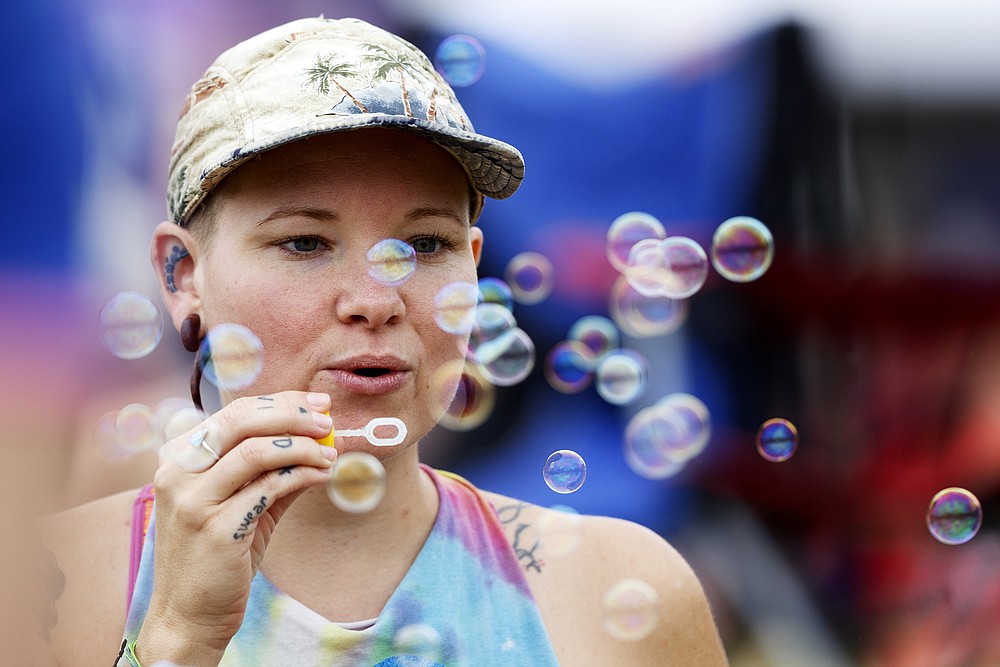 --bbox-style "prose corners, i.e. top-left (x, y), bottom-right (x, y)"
top-left (256, 446), bottom-right (440, 620)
